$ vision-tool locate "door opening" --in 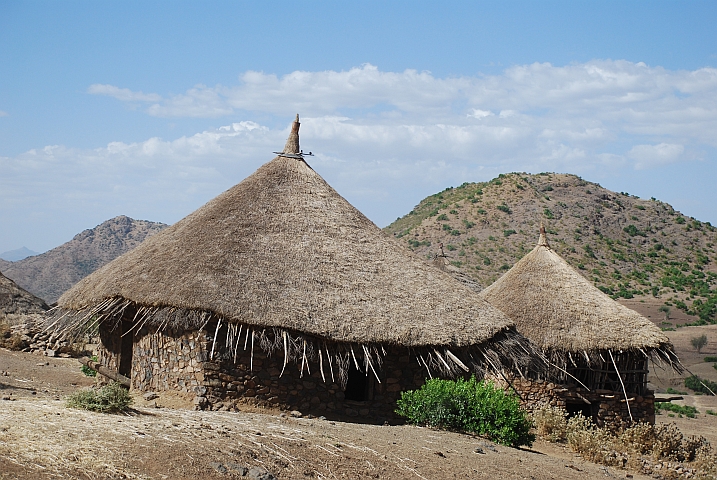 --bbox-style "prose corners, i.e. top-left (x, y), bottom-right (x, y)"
top-left (344, 362), bottom-right (370, 401)
top-left (118, 321), bottom-right (133, 378)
